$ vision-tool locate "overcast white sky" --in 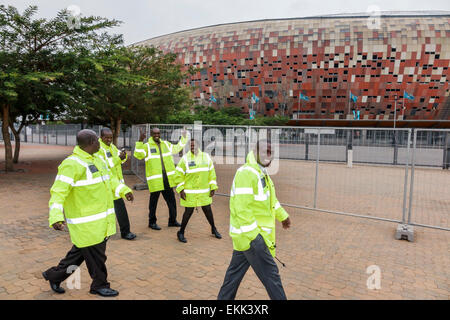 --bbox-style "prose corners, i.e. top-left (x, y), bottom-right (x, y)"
top-left (1, 0), bottom-right (450, 45)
